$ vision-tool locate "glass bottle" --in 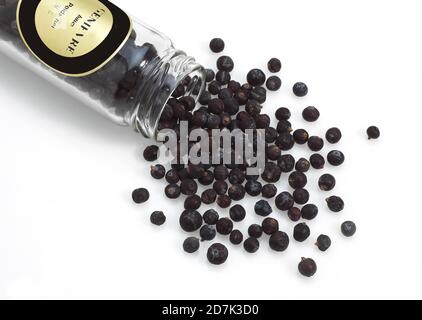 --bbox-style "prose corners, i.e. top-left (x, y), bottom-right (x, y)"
top-left (0, 0), bottom-right (205, 138)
